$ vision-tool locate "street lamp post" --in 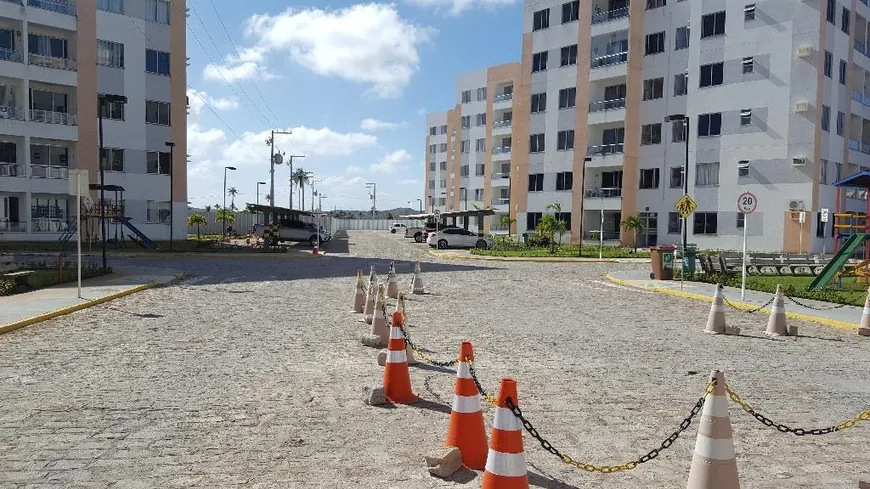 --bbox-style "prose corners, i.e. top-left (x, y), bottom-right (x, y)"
top-left (416, 198), bottom-right (422, 212)
top-left (577, 156), bottom-right (593, 257)
top-left (286, 154), bottom-right (305, 209)
top-left (665, 113), bottom-right (691, 274)
top-left (223, 166), bottom-right (236, 238)
top-left (268, 130), bottom-right (292, 208)
top-left (165, 141), bottom-right (175, 251)
top-left (365, 182), bottom-right (377, 217)
top-left (256, 181), bottom-right (266, 226)
top-left (97, 94), bottom-right (127, 270)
